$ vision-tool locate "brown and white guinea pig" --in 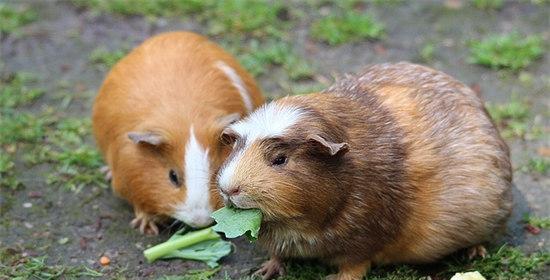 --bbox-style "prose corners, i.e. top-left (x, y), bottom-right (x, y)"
top-left (217, 62), bottom-right (512, 280)
top-left (92, 31), bottom-right (264, 235)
